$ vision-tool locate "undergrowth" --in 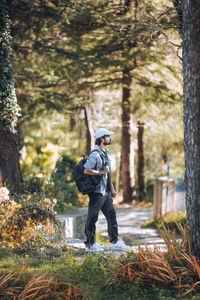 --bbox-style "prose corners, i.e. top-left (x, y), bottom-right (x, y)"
top-left (1, 225), bottom-right (200, 299)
